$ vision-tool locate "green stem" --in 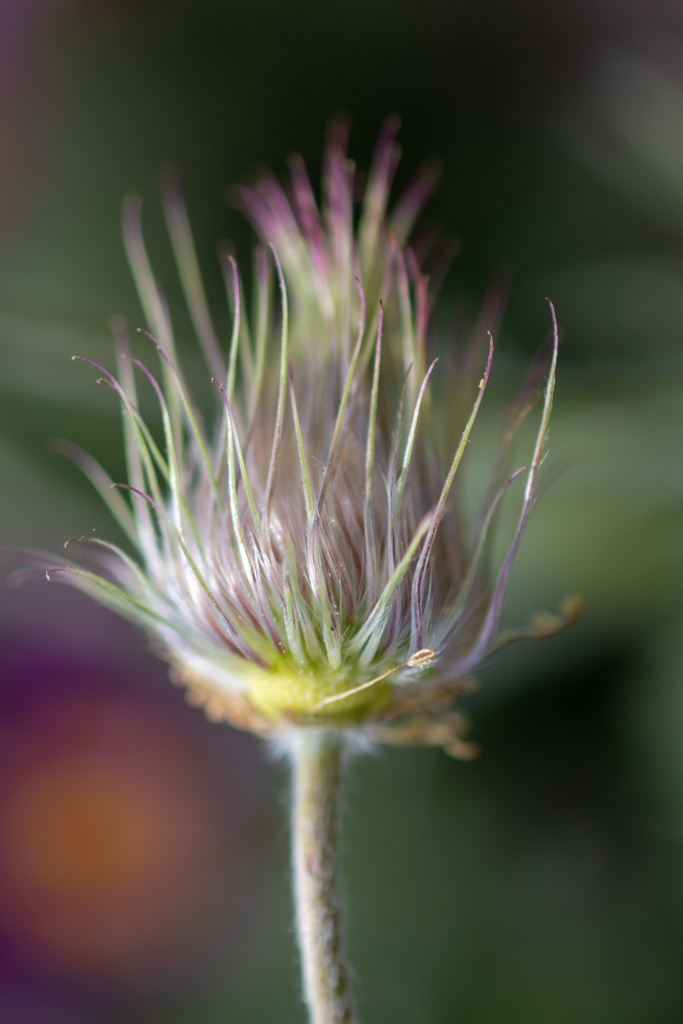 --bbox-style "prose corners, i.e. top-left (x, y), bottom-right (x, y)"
top-left (291, 729), bottom-right (356, 1024)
